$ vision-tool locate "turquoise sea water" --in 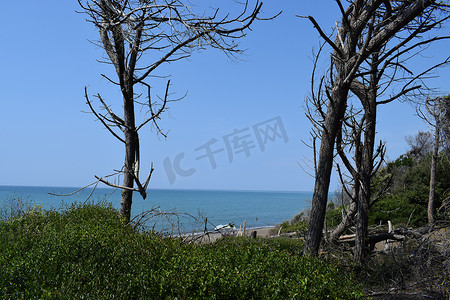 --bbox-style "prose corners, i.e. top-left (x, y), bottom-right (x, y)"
top-left (0, 186), bottom-right (312, 233)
